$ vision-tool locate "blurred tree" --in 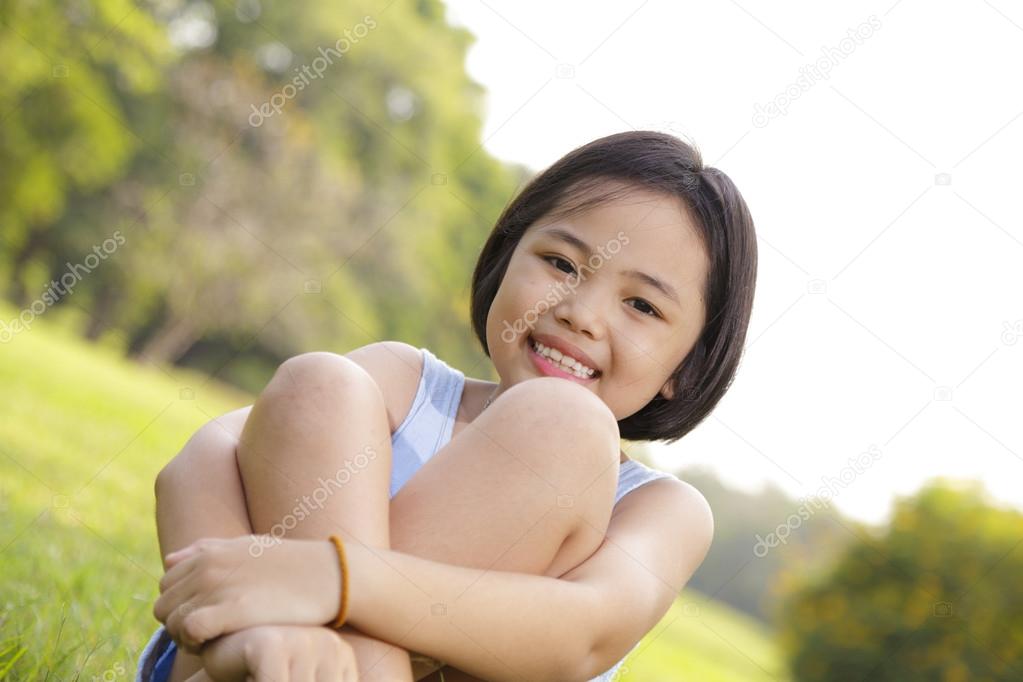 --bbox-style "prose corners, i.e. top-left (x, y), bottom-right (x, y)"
top-left (776, 479), bottom-right (1023, 681)
top-left (675, 467), bottom-right (859, 624)
top-left (2, 0), bottom-right (524, 386)
top-left (0, 0), bottom-right (169, 305)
